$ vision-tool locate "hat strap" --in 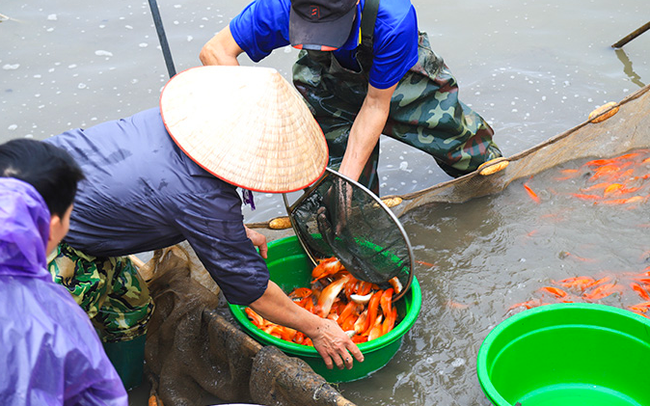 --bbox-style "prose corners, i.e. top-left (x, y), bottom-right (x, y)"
top-left (242, 189), bottom-right (256, 210)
